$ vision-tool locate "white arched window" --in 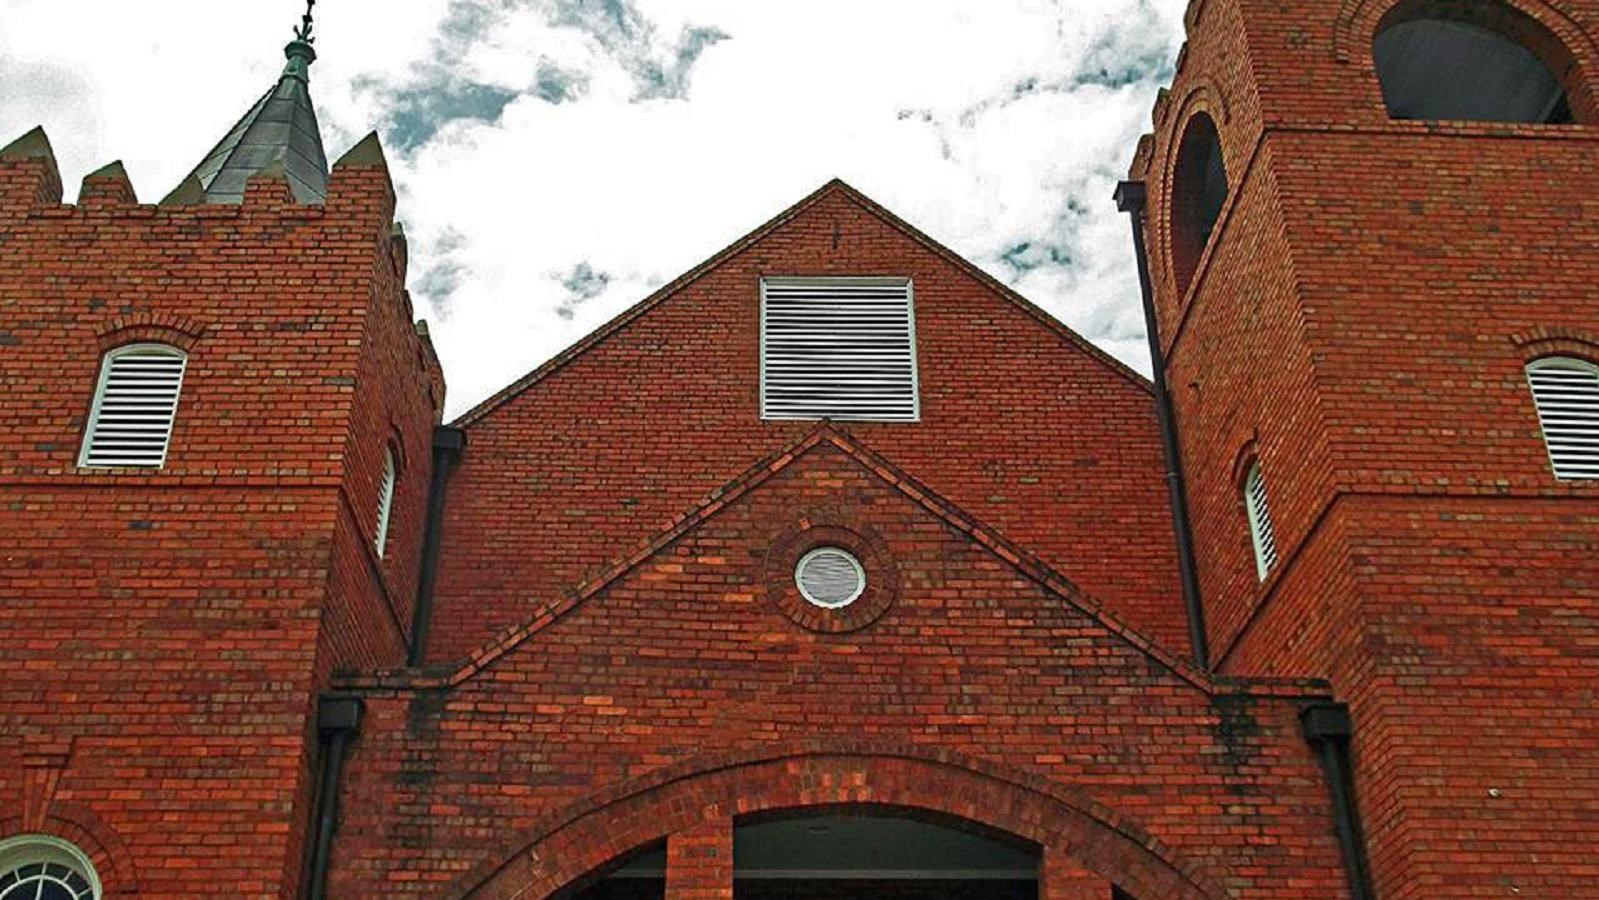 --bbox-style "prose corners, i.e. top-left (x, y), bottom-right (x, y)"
top-left (78, 343), bottom-right (187, 469)
top-left (0, 835), bottom-right (101, 900)
top-left (1243, 460), bottom-right (1279, 581)
top-left (1526, 357), bottom-right (1599, 480)
top-left (375, 445), bottom-right (397, 557)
